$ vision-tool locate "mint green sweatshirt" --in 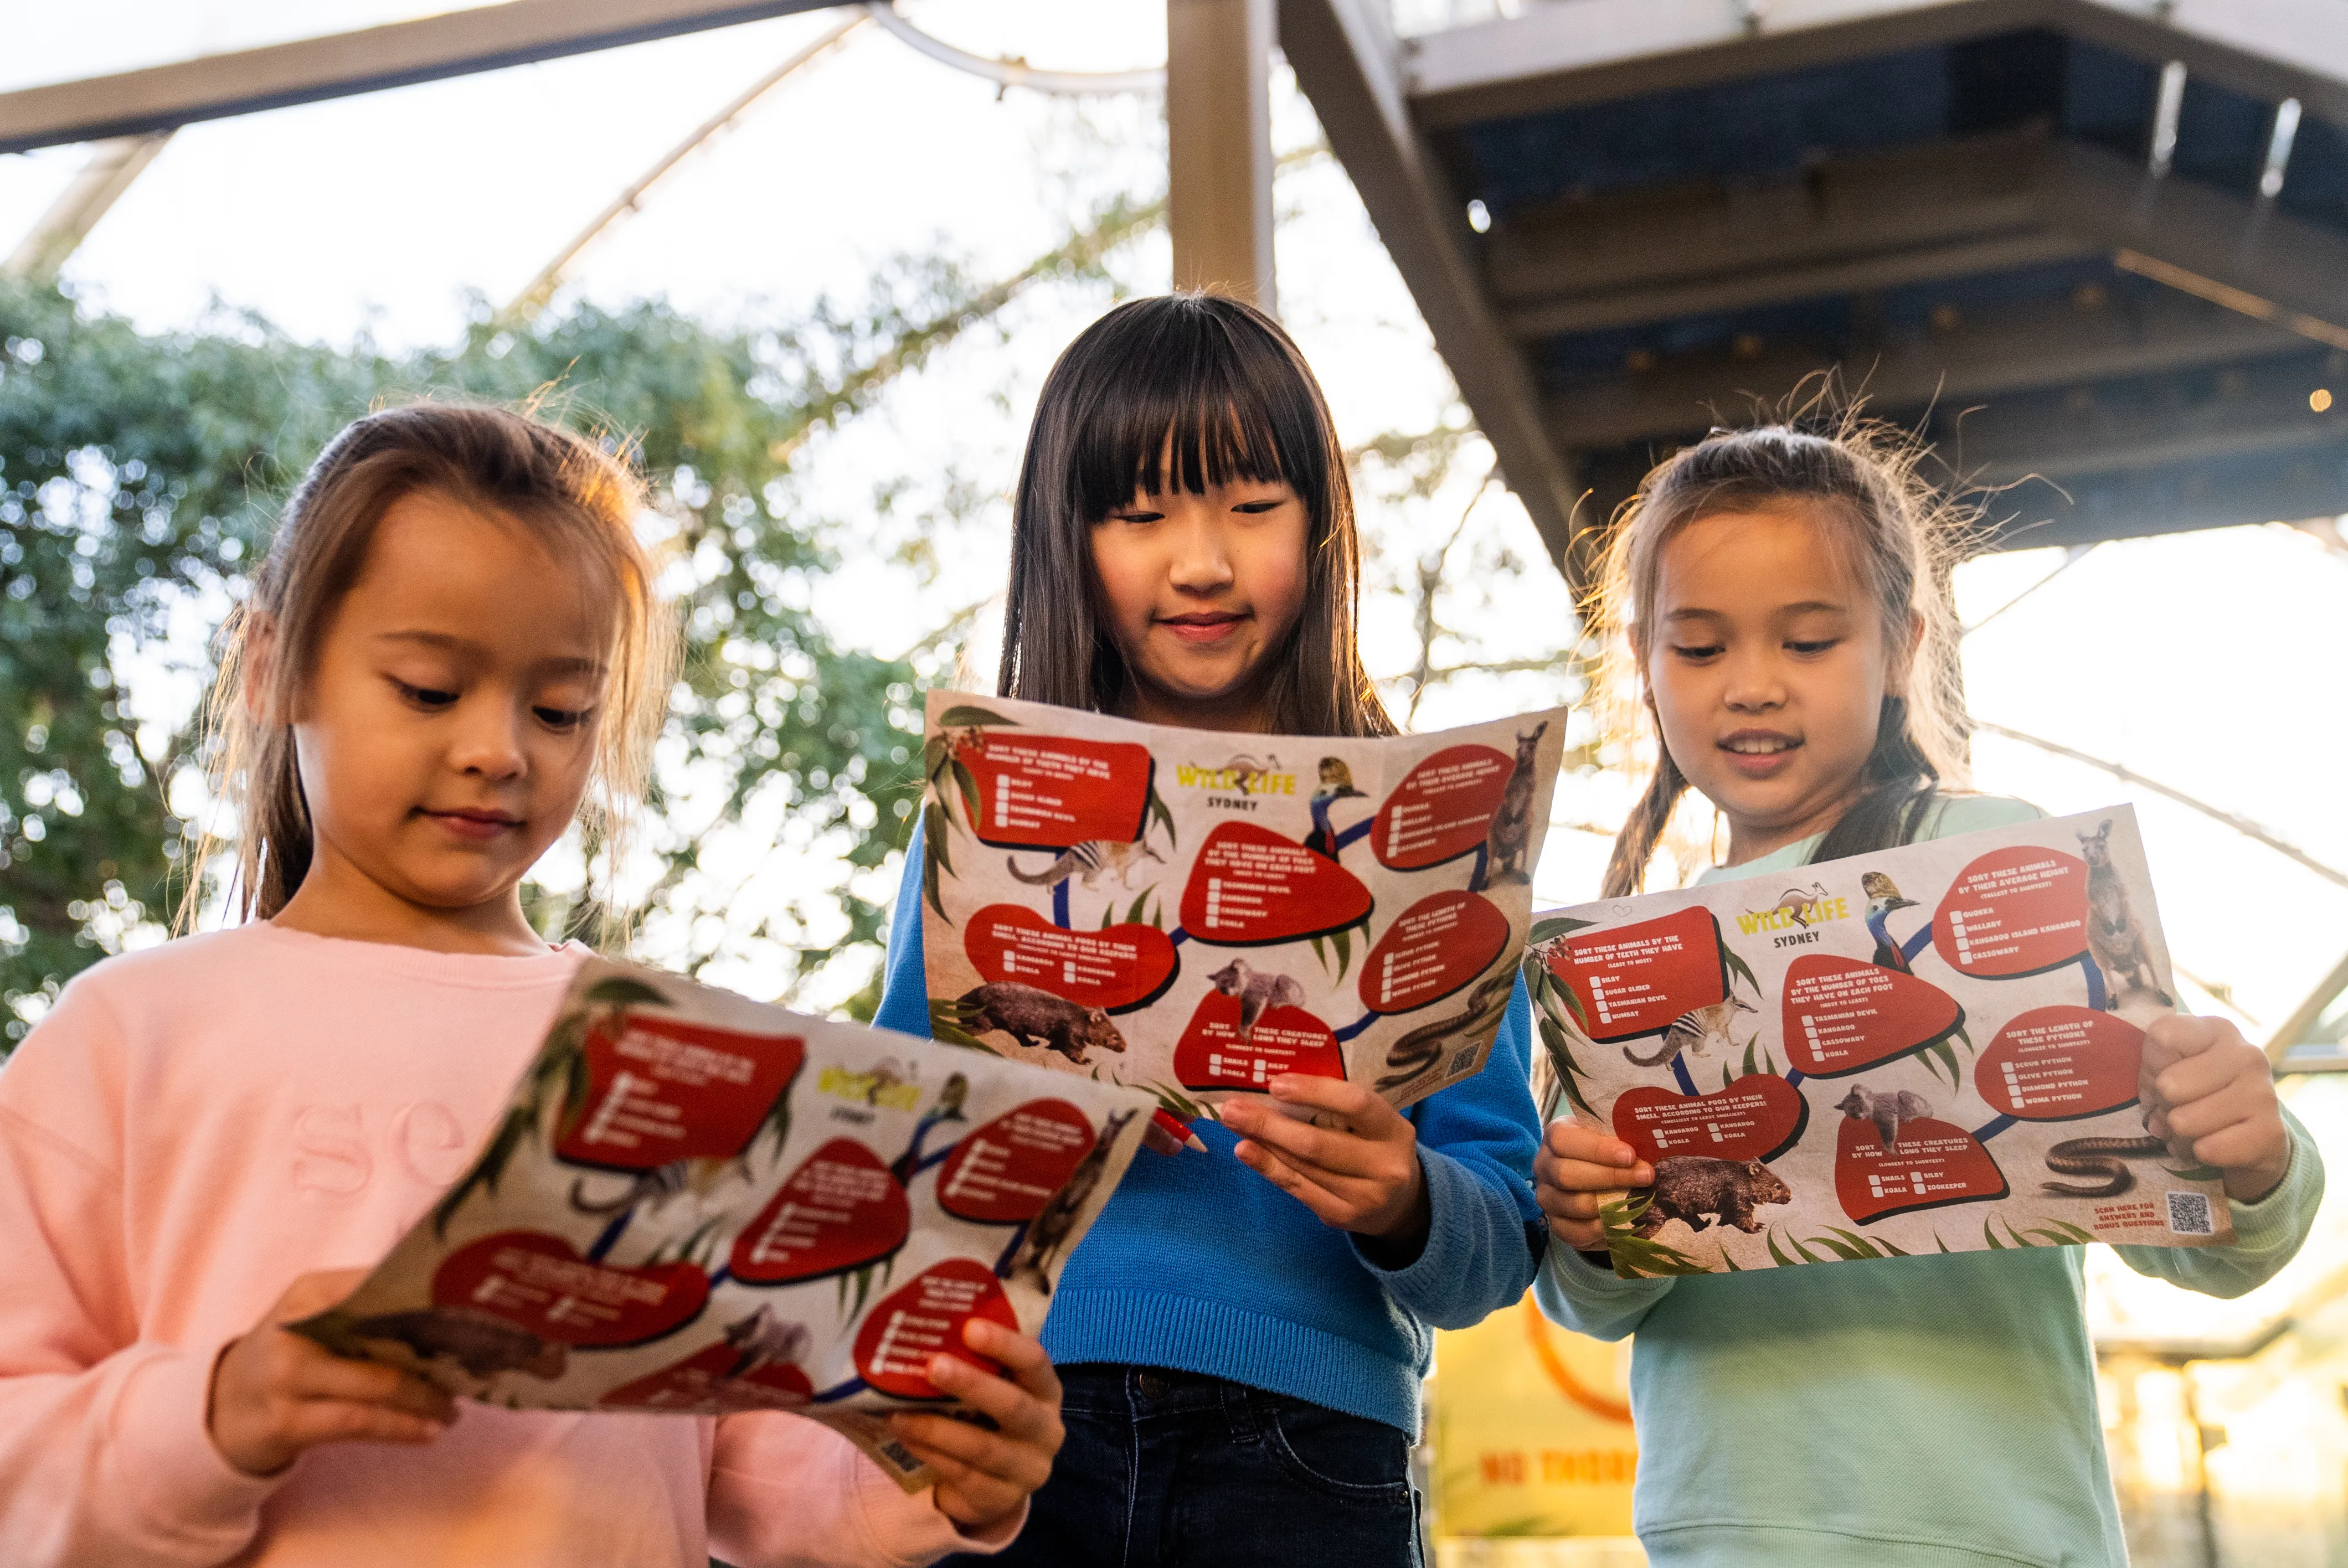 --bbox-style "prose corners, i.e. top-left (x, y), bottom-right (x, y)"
top-left (1532, 796), bottom-right (2326, 1568)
